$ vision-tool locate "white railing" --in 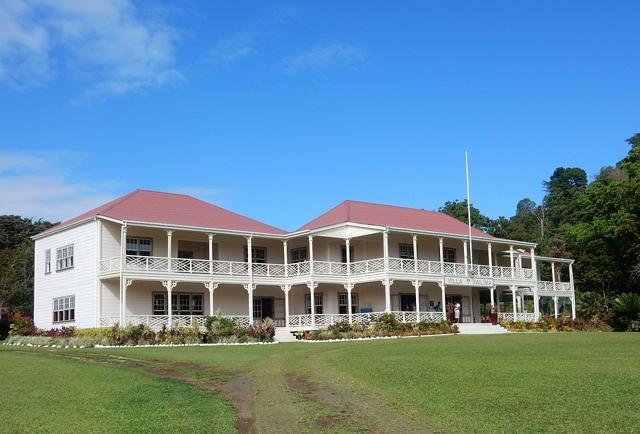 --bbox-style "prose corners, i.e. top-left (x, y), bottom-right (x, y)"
top-left (252, 263), bottom-right (286, 277)
top-left (287, 311), bottom-right (446, 328)
top-left (538, 281), bottom-right (572, 291)
top-left (287, 261), bottom-right (311, 276)
top-left (100, 315), bottom-right (250, 330)
top-left (497, 312), bottom-right (539, 322)
top-left (100, 255), bottom-right (536, 281)
top-left (350, 258), bottom-right (385, 275)
top-left (99, 257), bottom-right (121, 273)
top-left (314, 261), bottom-right (348, 275)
